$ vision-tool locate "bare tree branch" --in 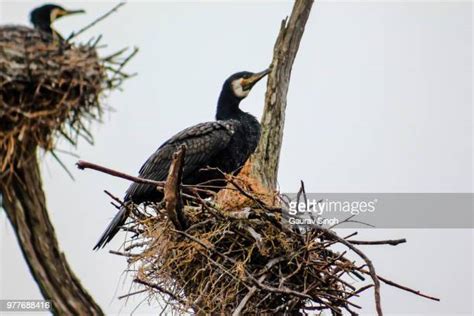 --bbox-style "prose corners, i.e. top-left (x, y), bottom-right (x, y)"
top-left (164, 145), bottom-right (188, 230)
top-left (77, 160), bottom-right (165, 187)
top-left (357, 269), bottom-right (441, 302)
top-left (251, 0), bottom-right (314, 190)
top-left (317, 227), bottom-right (383, 316)
top-left (66, 2), bottom-right (126, 42)
top-left (349, 238), bottom-right (407, 246)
